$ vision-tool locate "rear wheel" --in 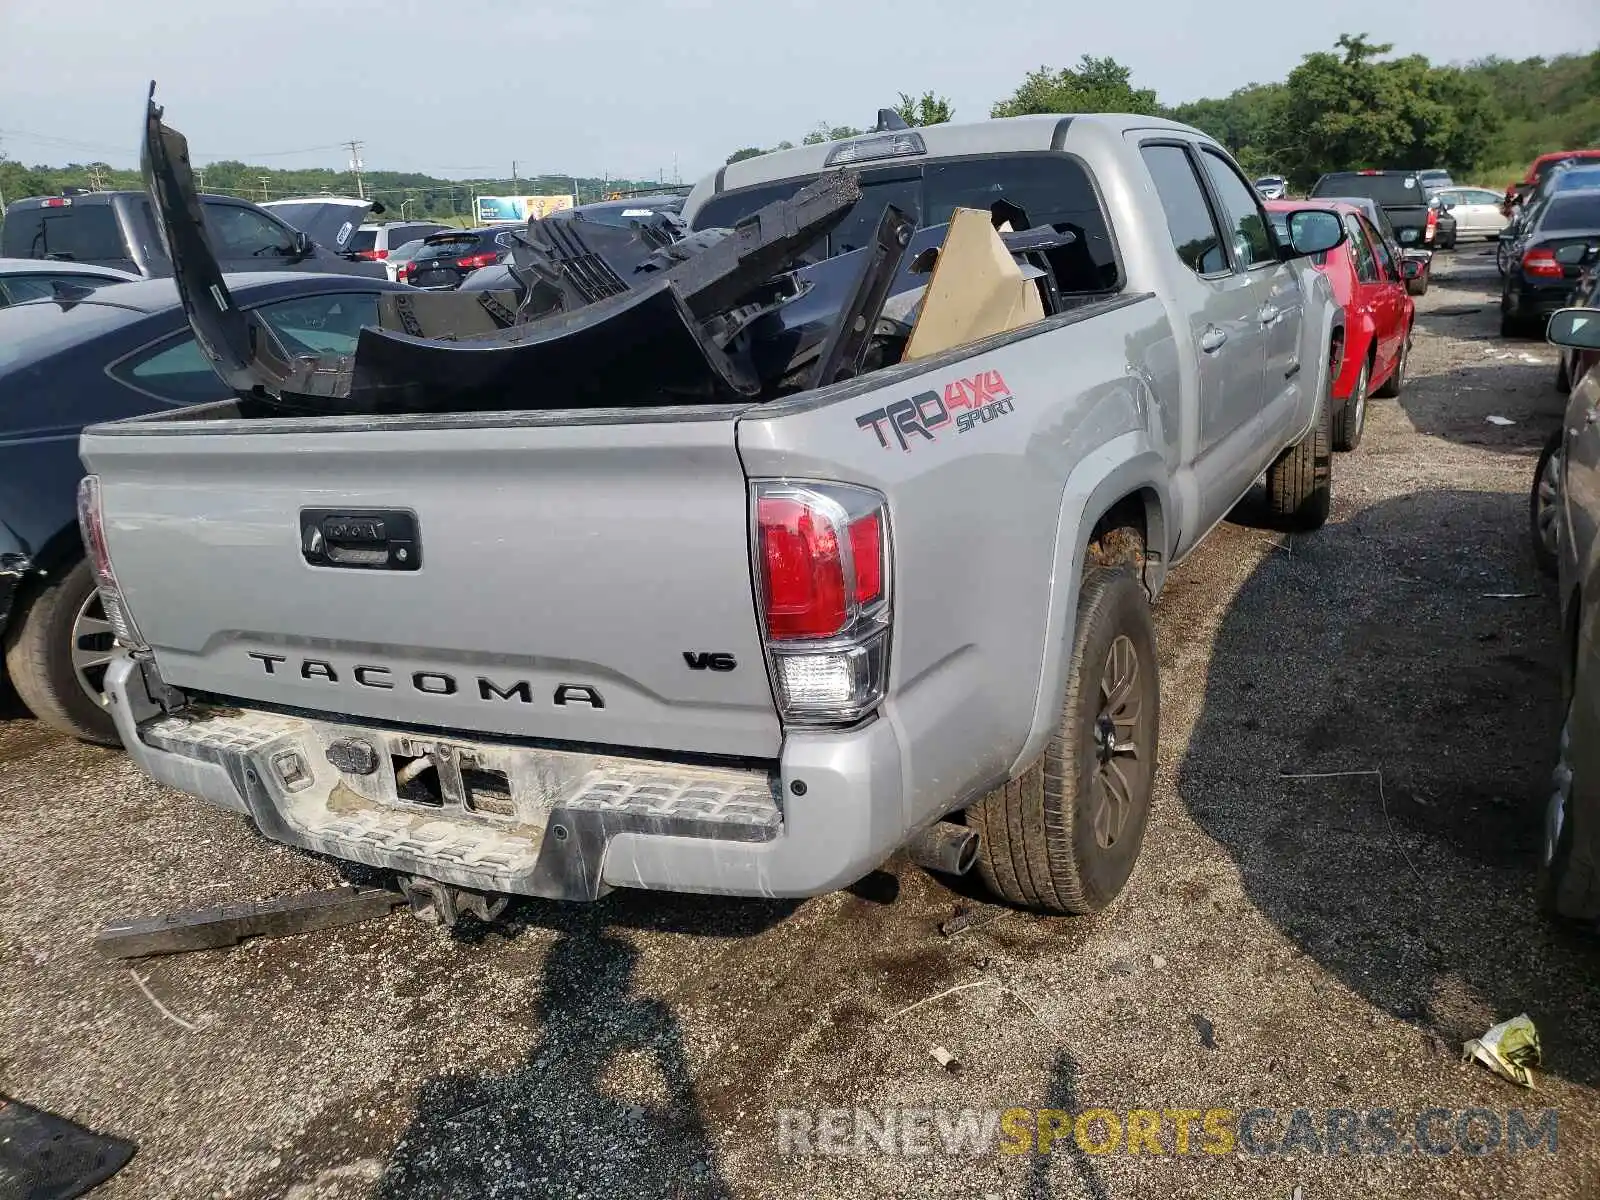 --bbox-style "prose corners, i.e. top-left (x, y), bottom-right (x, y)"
top-left (1332, 358), bottom-right (1368, 451)
top-left (1373, 336), bottom-right (1408, 399)
top-left (1541, 701), bottom-right (1600, 922)
top-left (1496, 240), bottom-right (1512, 277)
top-left (967, 567), bottom-right (1158, 915)
top-left (1265, 383), bottom-right (1333, 531)
top-left (1530, 429), bottom-right (1563, 578)
top-left (2, 558), bottom-right (121, 746)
